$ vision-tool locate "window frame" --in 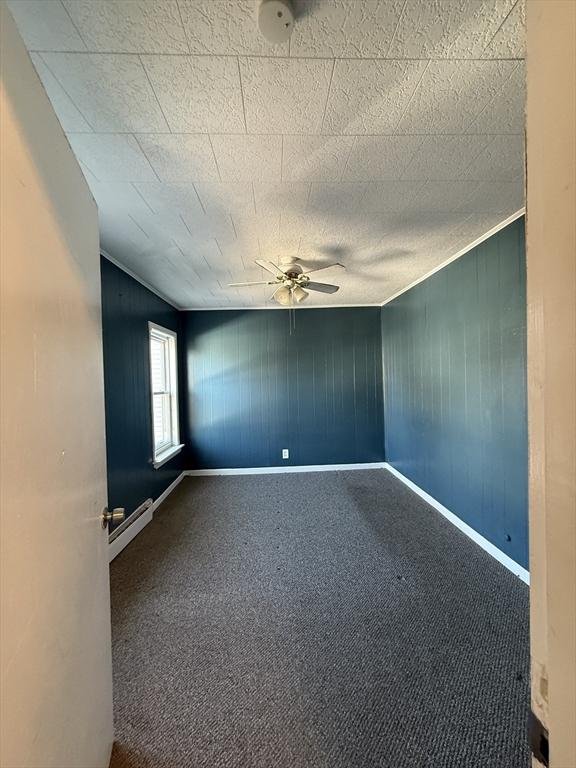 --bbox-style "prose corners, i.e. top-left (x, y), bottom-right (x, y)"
top-left (148, 322), bottom-right (183, 469)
